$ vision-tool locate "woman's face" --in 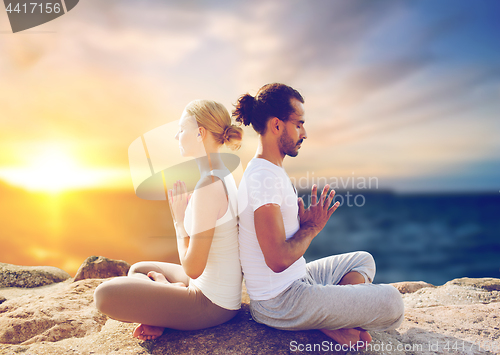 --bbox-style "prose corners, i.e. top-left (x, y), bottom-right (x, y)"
top-left (175, 111), bottom-right (200, 157)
